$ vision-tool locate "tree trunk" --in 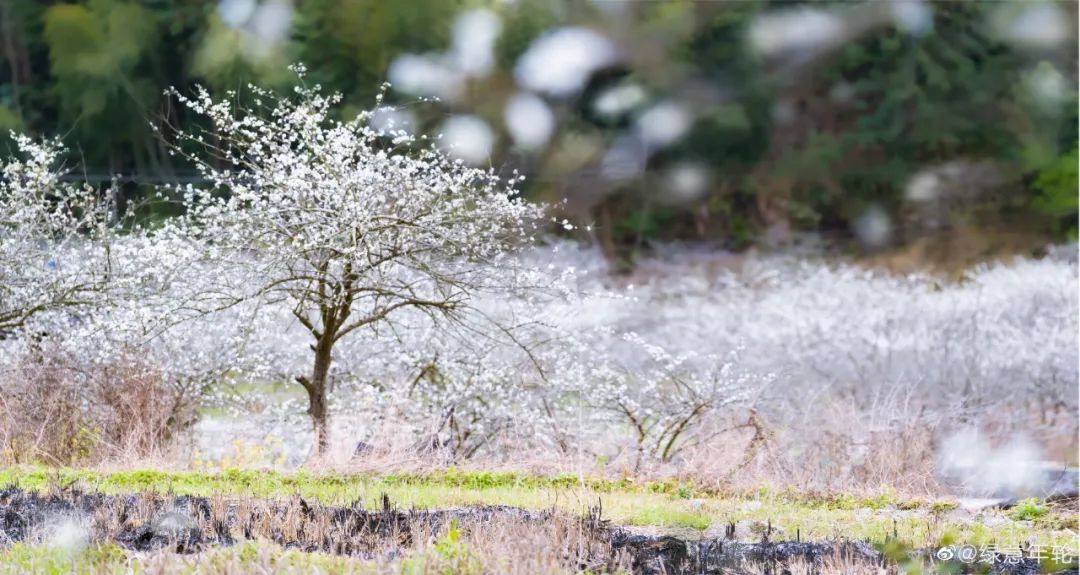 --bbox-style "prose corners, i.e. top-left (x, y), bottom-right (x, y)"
top-left (302, 336), bottom-right (334, 456)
